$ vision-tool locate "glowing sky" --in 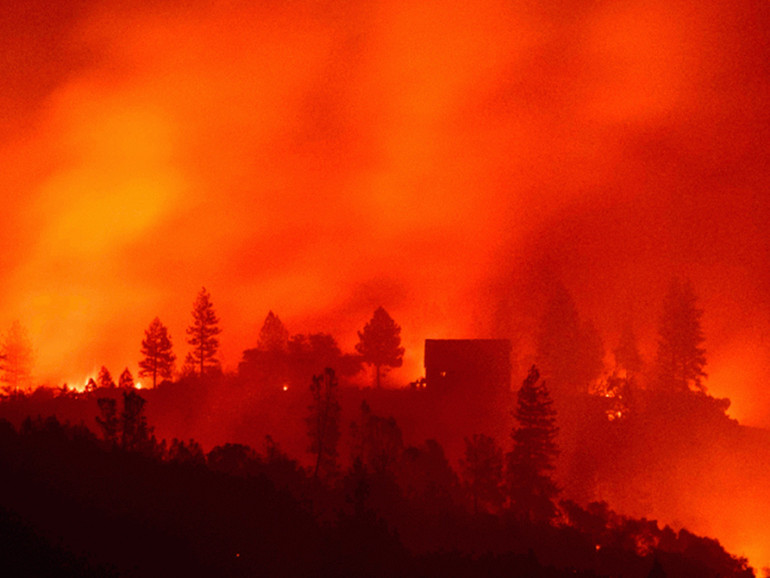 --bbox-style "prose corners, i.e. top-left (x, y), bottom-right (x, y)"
top-left (3, 0), bottom-right (770, 569)
top-left (2, 0), bottom-right (770, 414)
